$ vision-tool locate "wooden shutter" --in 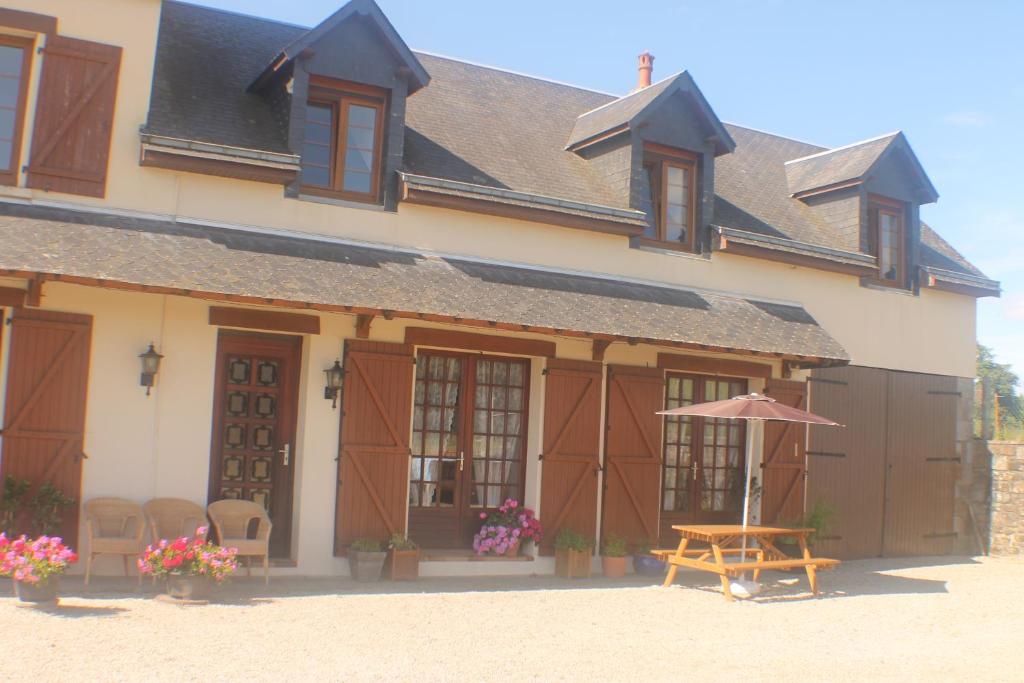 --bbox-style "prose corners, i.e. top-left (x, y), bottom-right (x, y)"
top-left (538, 359), bottom-right (602, 556)
top-left (602, 365), bottom-right (663, 546)
top-left (0, 309), bottom-right (92, 545)
top-left (760, 378), bottom-right (808, 525)
top-left (334, 340), bottom-right (414, 553)
top-left (26, 35), bottom-right (121, 198)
